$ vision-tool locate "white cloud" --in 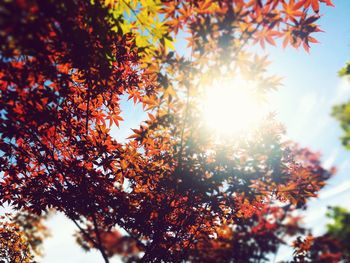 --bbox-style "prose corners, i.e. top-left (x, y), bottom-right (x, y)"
top-left (338, 159), bottom-right (350, 172)
top-left (319, 180), bottom-right (350, 200)
top-left (299, 93), bottom-right (319, 115)
top-left (331, 78), bottom-right (350, 104)
top-left (322, 147), bottom-right (339, 169)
